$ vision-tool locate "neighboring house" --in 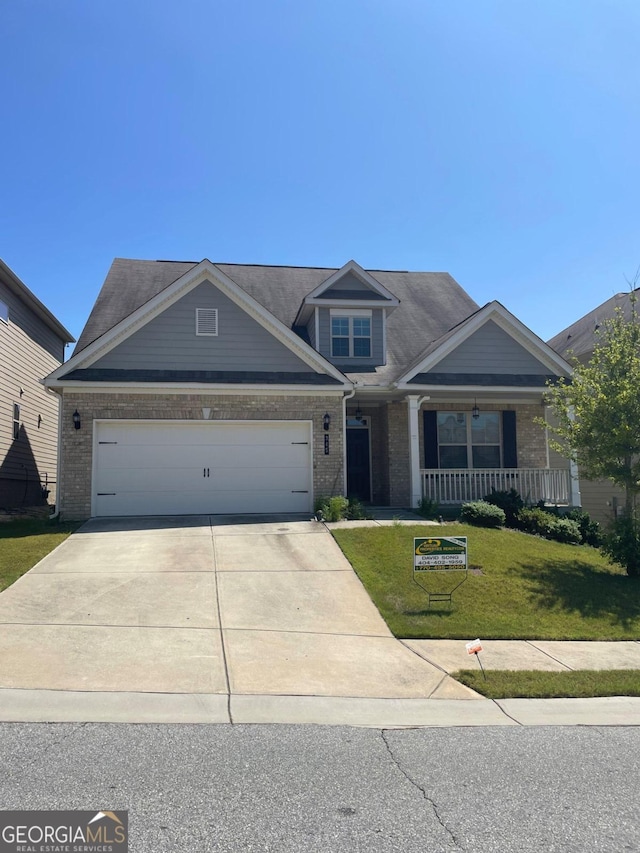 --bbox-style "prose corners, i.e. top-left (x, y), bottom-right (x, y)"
top-left (0, 260), bottom-right (74, 508)
top-left (547, 288), bottom-right (640, 526)
top-left (44, 258), bottom-right (575, 519)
